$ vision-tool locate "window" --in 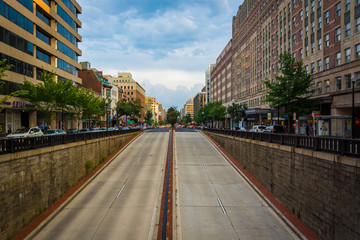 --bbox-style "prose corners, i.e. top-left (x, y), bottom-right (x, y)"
top-left (300, 29), bottom-right (303, 40)
top-left (300, 10), bottom-right (303, 21)
top-left (325, 34), bottom-right (329, 47)
top-left (57, 41), bottom-right (76, 59)
top-left (36, 8), bottom-right (50, 25)
top-left (311, 0), bottom-right (315, 12)
top-left (345, 23), bottom-right (350, 37)
top-left (317, 59), bottom-right (322, 71)
top-left (324, 57), bottom-right (329, 69)
top-left (57, 58), bottom-right (75, 75)
top-left (318, 38), bottom-right (322, 50)
top-left (356, 72), bottom-right (360, 87)
top-left (305, 6), bottom-right (309, 17)
top-left (325, 11), bottom-right (329, 24)
top-left (36, 29), bottom-right (50, 45)
top-left (311, 42), bottom-right (315, 54)
top-left (300, 48), bottom-right (303, 59)
top-left (61, 0), bottom-right (76, 14)
top-left (336, 3), bottom-right (341, 17)
top-left (311, 62), bottom-right (315, 72)
top-left (17, 0), bottom-right (33, 12)
top-left (357, 44), bottom-right (360, 59)
top-left (305, 46), bottom-right (309, 56)
top-left (336, 76), bottom-right (342, 90)
top-left (0, 26), bottom-right (33, 55)
top-left (293, 16), bottom-right (296, 26)
top-left (345, 0), bottom-right (350, 12)
top-left (324, 80), bottom-right (330, 93)
top-left (305, 65), bottom-right (309, 72)
top-left (293, 34), bottom-right (296, 44)
top-left (0, 52), bottom-right (34, 77)
top-left (336, 28), bottom-right (341, 42)
top-left (345, 74), bottom-right (351, 88)
top-left (357, 17), bottom-right (360, 33)
top-left (36, 49), bottom-right (51, 64)
top-left (57, 5), bottom-right (75, 29)
top-left (317, 0), bottom-right (321, 7)
top-left (318, 16), bottom-right (322, 29)
top-left (316, 81), bottom-right (322, 94)
top-left (57, 23), bottom-right (75, 44)
top-left (0, 1), bottom-right (33, 34)
top-left (345, 48), bottom-right (351, 62)
top-left (336, 52), bottom-right (341, 66)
